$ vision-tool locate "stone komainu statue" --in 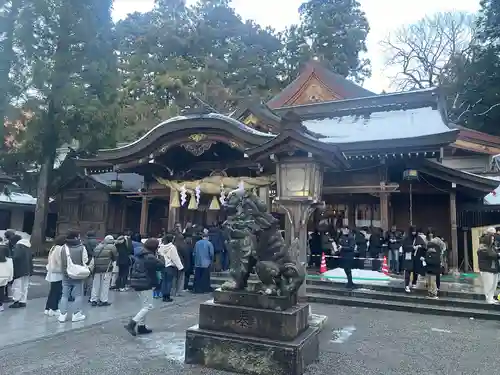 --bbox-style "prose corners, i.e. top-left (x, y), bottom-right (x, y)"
top-left (221, 189), bottom-right (306, 296)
